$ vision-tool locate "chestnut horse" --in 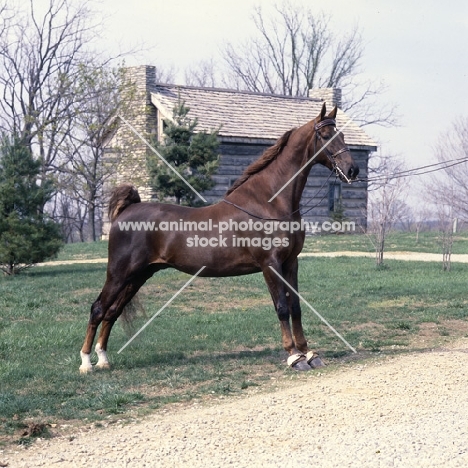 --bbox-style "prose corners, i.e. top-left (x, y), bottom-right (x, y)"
top-left (79, 103), bottom-right (359, 373)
